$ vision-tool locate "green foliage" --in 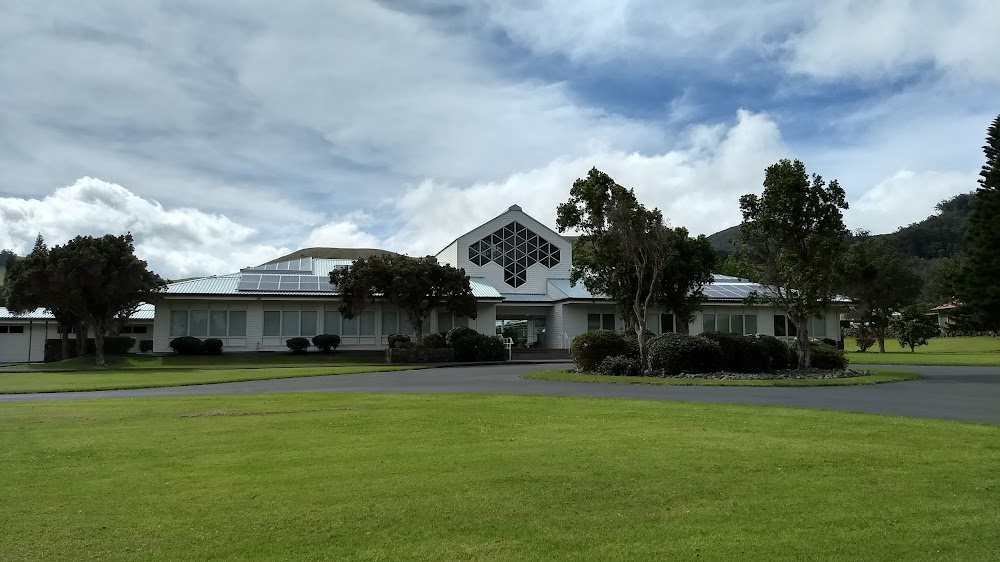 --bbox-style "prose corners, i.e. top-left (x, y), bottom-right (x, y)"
top-left (789, 340), bottom-right (849, 370)
top-left (750, 334), bottom-right (791, 370)
top-left (890, 193), bottom-right (976, 259)
top-left (420, 332), bottom-right (447, 349)
top-left (699, 332), bottom-right (771, 373)
top-left (647, 334), bottom-right (723, 376)
top-left (957, 114), bottom-right (1000, 332)
top-left (387, 334), bottom-right (411, 349)
top-left (312, 334), bottom-right (341, 352)
top-left (855, 336), bottom-right (876, 352)
top-left (446, 326), bottom-right (479, 345)
top-left (285, 337), bottom-right (311, 353)
top-left (385, 347), bottom-right (455, 363)
top-left (596, 355), bottom-right (642, 377)
top-left (169, 336), bottom-right (203, 355)
top-left (102, 336), bottom-right (137, 355)
top-left (569, 329), bottom-right (629, 372)
top-left (737, 159), bottom-right (849, 368)
top-left (893, 306), bottom-right (940, 352)
top-left (450, 332), bottom-right (505, 362)
top-left (202, 338), bottom-right (224, 355)
top-left (330, 254), bottom-right (478, 343)
top-left (139, 340), bottom-right (154, 353)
